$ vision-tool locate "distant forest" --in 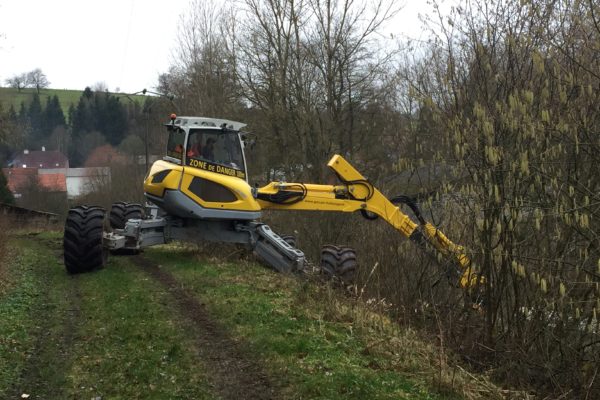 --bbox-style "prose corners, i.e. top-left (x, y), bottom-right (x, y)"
top-left (0, 87), bottom-right (170, 167)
